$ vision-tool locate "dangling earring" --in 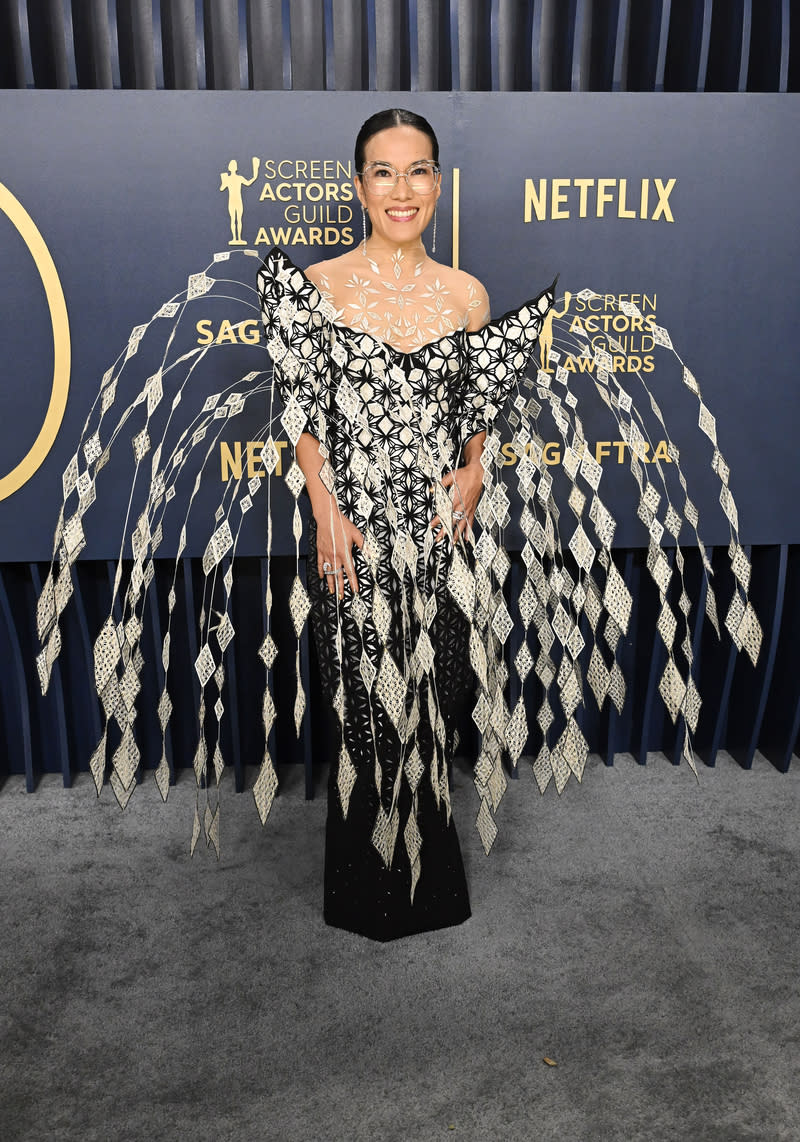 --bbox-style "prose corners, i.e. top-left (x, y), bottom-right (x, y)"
top-left (361, 205), bottom-right (367, 254)
top-left (431, 205), bottom-right (437, 254)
